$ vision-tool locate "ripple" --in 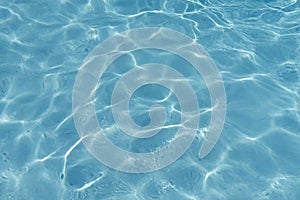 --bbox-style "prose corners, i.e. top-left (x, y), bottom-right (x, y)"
top-left (0, 0), bottom-right (299, 199)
